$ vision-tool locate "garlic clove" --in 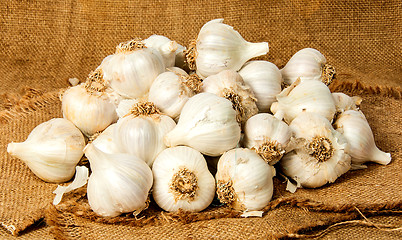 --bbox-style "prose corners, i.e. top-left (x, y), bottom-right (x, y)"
top-left (164, 92), bottom-right (241, 156)
top-left (152, 146), bottom-right (215, 212)
top-left (186, 19), bottom-right (269, 78)
top-left (101, 39), bottom-right (165, 99)
top-left (238, 60), bottom-right (282, 112)
top-left (270, 78), bottom-right (336, 124)
top-left (281, 48), bottom-right (336, 86)
top-left (242, 113), bottom-right (292, 165)
top-left (143, 34), bottom-right (178, 68)
top-left (85, 144), bottom-right (153, 217)
top-left (114, 101), bottom-right (176, 167)
top-left (7, 118), bottom-right (86, 183)
top-left (334, 110), bottom-right (391, 166)
top-left (332, 92), bottom-right (362, 114)
top-left (280, 112), bottom-right (351, 188)
top-left (62, 69), bottom-right (119, 137)
top-left (201, 70), bottom-right (258, 125)
top-left (215, 148), bottom-right (275, 211)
